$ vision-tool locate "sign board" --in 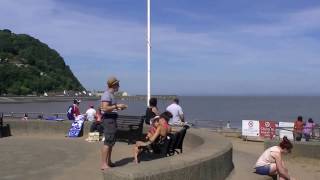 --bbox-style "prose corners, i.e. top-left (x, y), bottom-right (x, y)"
top-left (278, 122), bottom-right (294, 140)
top-left (259, 120), bottom-right (277, 139)
top-left (242, 120), bottom-right (260, 137)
